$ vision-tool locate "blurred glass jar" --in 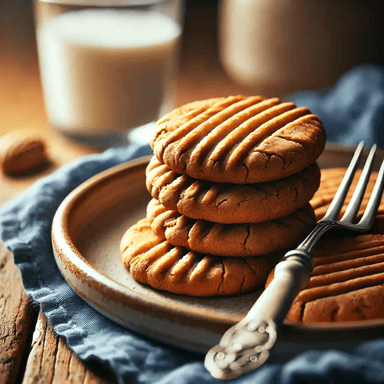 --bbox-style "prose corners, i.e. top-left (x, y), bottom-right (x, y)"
top-left (34, 0), bottom-right (184, 146)
top-left (219, 0), bottom-right (381, 96)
